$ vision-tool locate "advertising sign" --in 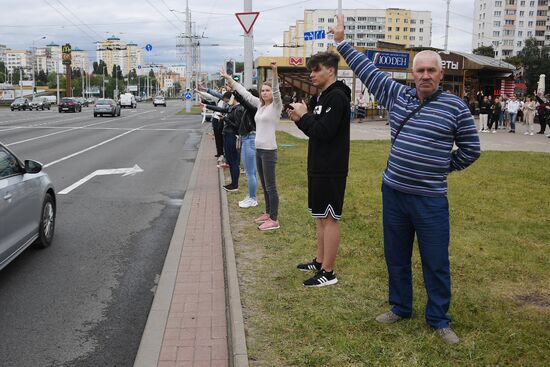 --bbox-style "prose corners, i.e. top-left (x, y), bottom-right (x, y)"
top-left (439, 53), bottom-right (464, 75)
top-left (128, 85), bottom-right (138, 92)
top-left (62, 43), bottom-right (72, 65)
top-left (365, 50), bottom-right (409, 69)
top-left (0, 89), bottom-right (15, 101)
top-left (289, 57), bottom-right (304, 66)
